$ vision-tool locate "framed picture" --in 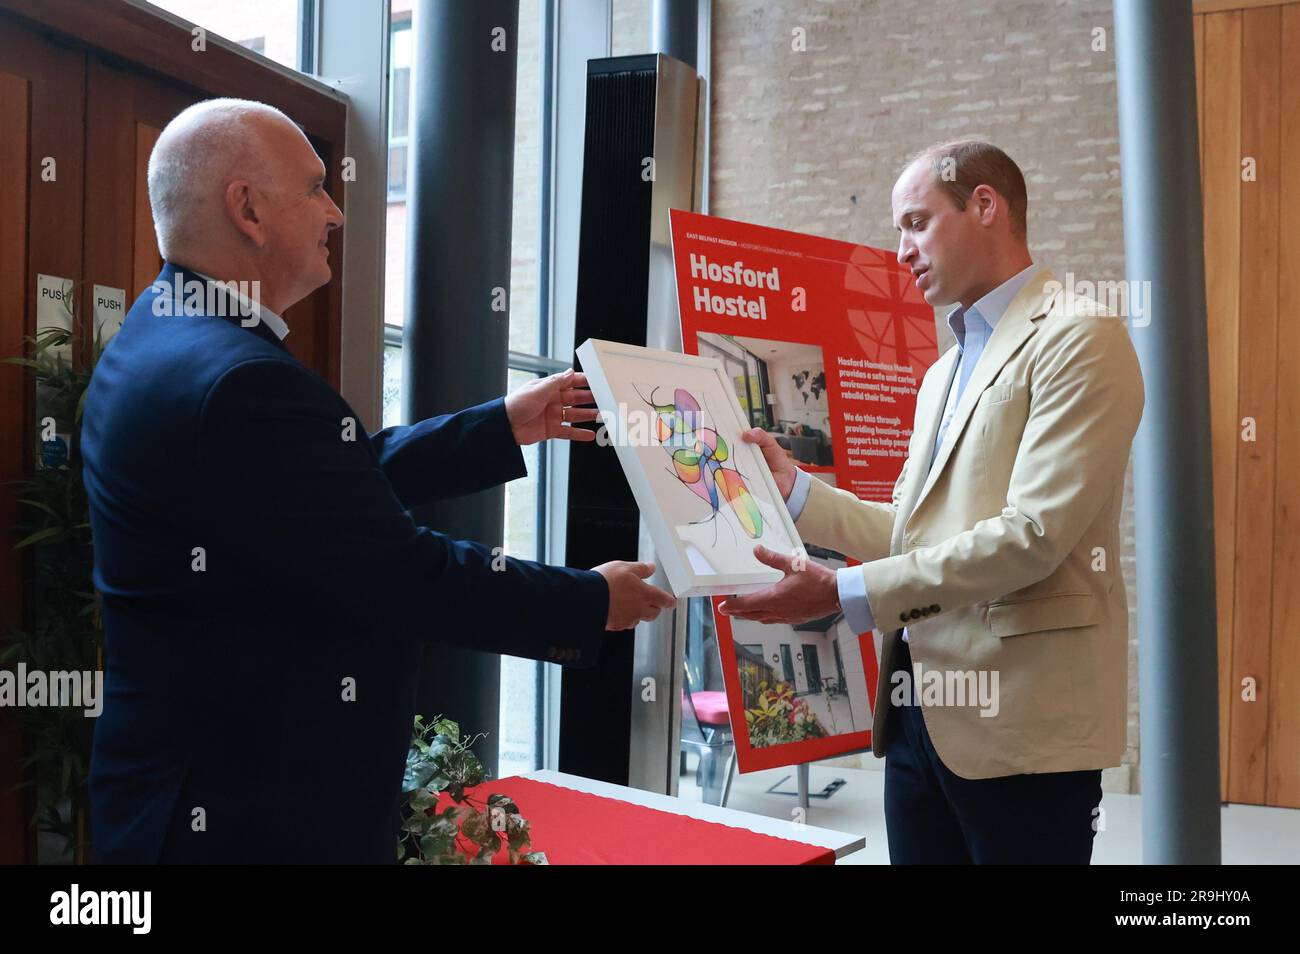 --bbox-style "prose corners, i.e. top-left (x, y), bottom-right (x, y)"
top-left (576, 338), bottom-right (804, 598)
